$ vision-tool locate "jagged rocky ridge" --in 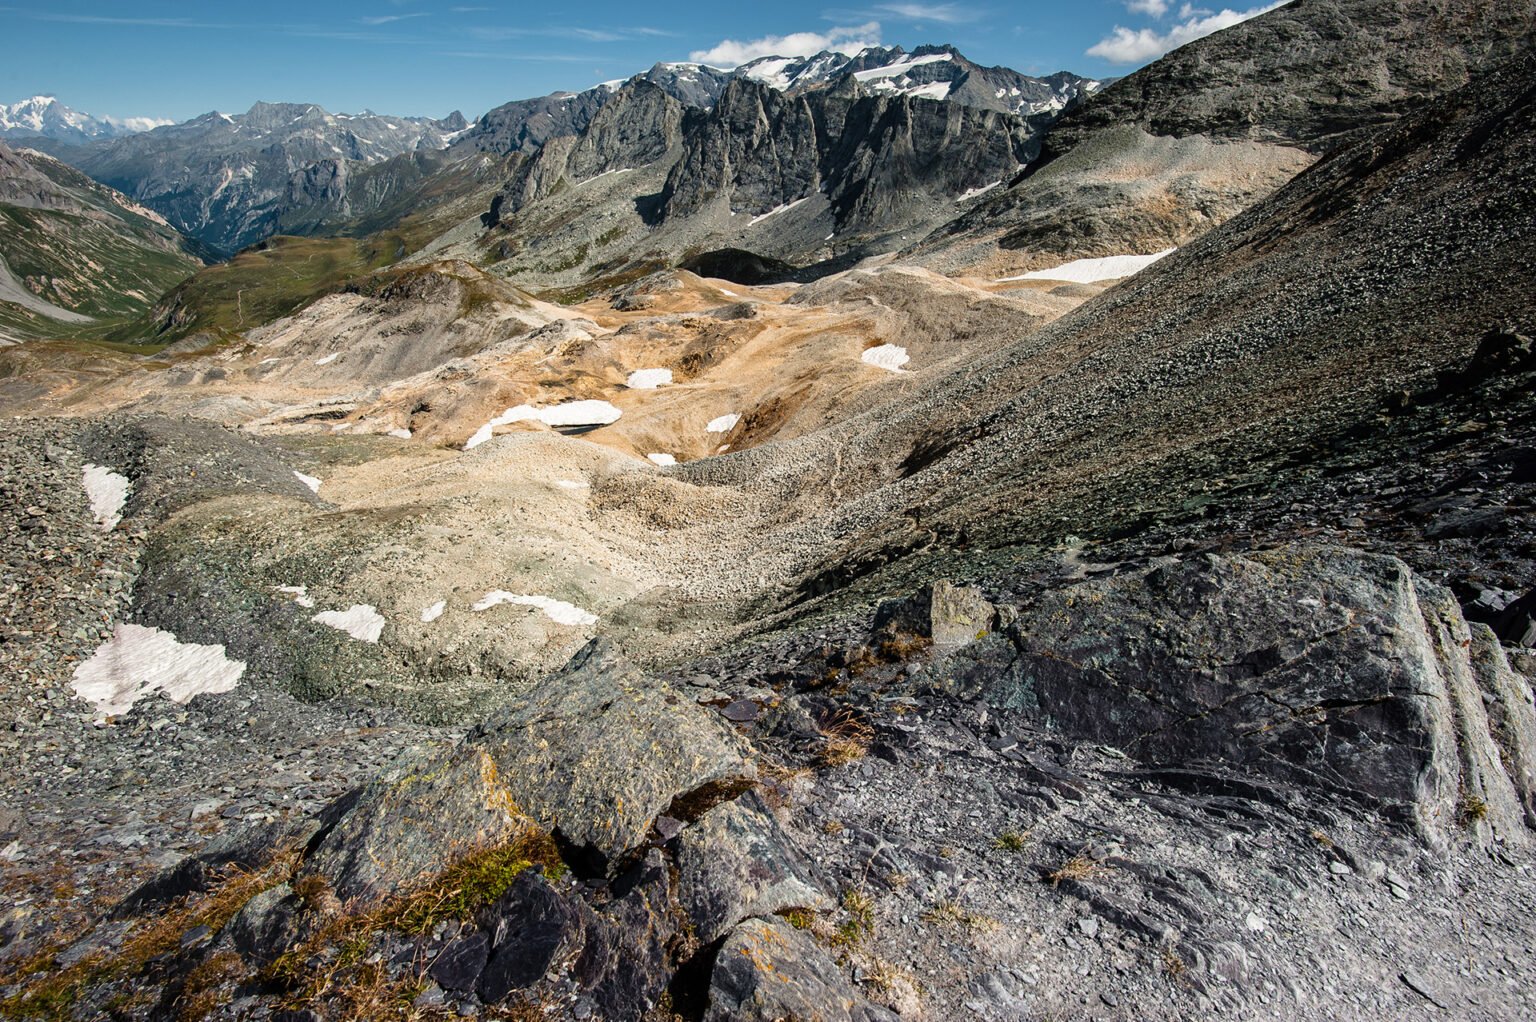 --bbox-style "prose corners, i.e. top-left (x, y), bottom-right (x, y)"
top-left (459, 45), bottom-right (1096, 156)
top-left (473, 75), bottom-right (1039, 282)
